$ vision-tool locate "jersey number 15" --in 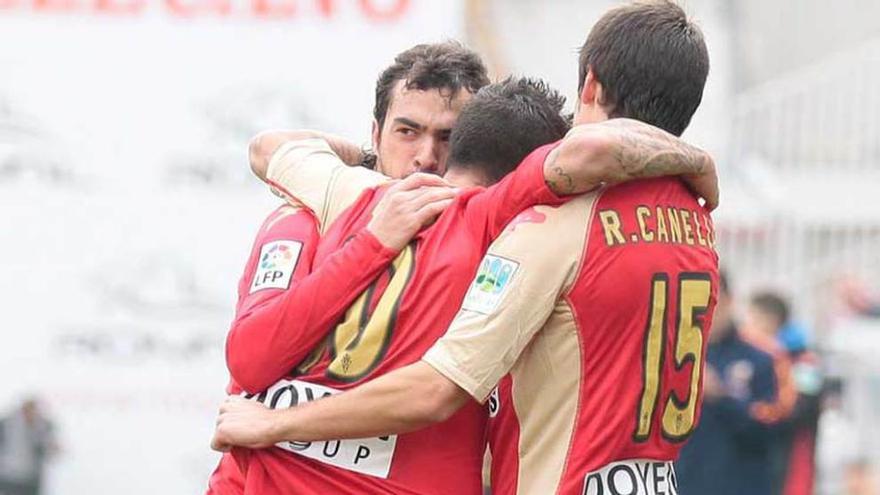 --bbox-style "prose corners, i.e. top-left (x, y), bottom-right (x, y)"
top-left (634, 272), bottom-right (712, 443)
